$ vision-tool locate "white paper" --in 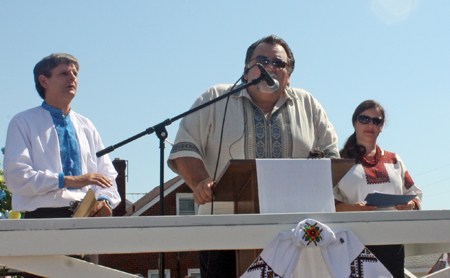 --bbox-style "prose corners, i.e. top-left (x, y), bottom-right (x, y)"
top-left (256, 159), bottom-right (335, 214)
